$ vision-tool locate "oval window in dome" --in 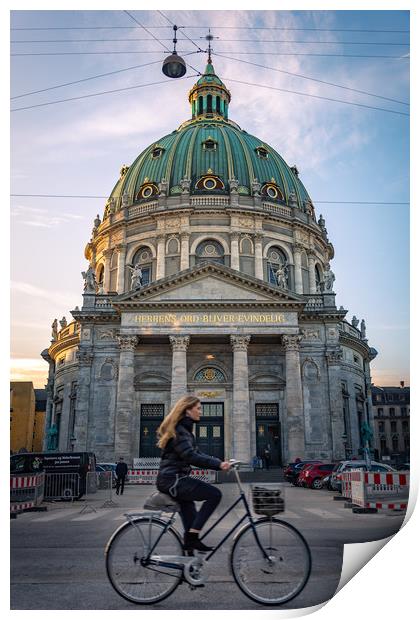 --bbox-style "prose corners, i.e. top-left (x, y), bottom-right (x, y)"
top-left (203, 177), bottom-right (217, 190)
top-left (267, 185), bottom-right (278, 199)
top-left (141, 185), bottom-right (154, 198)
